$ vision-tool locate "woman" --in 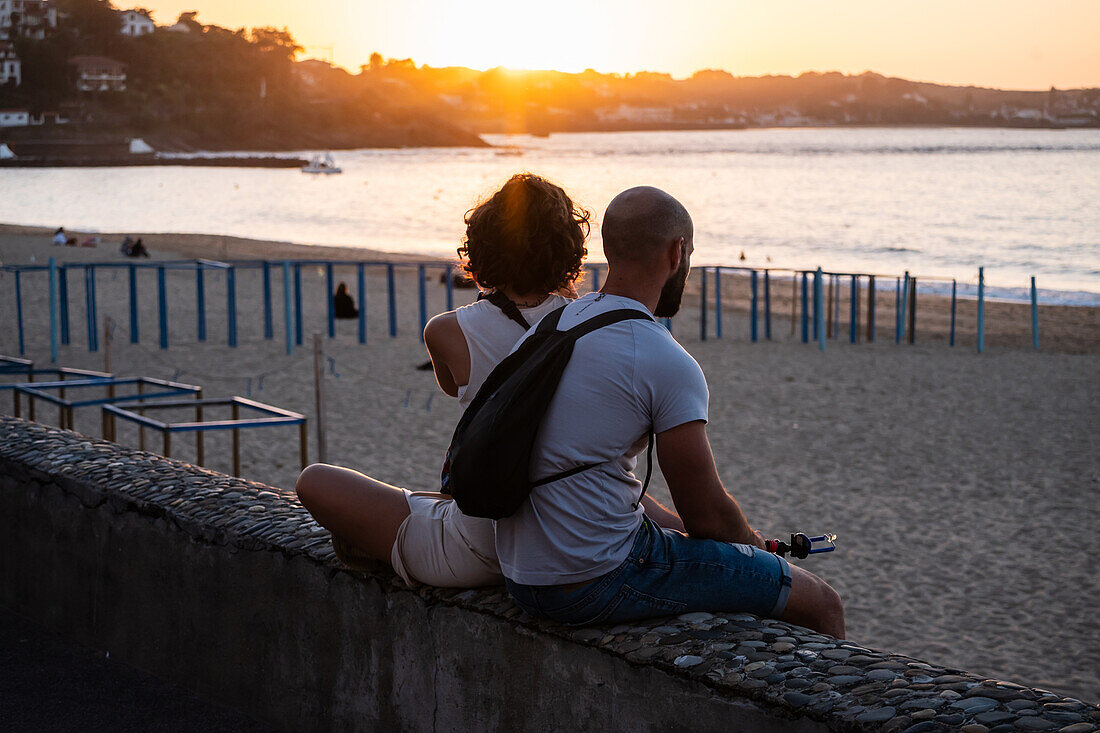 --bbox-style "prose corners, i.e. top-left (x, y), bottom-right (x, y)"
top-left (296, 173), bottom-right (590, 587)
